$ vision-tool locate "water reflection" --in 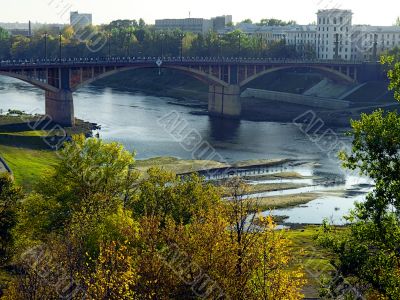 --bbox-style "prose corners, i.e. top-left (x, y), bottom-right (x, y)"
top-left (207, 117), bottom-right (241, 141)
